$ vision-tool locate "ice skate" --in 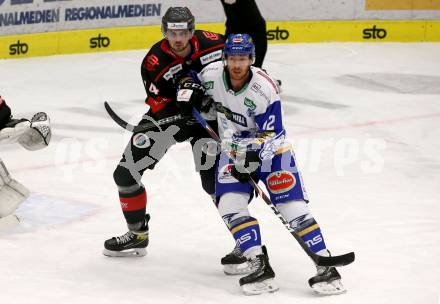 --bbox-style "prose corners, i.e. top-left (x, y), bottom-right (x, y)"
top-left (239, 246), bottom-right (279, 295)
top-left (103, 214), bottom-right (150, 257)
top-left (308, 266), bottom-right (346, 295)
top-left (221, 244), bottom-right (252, 275)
